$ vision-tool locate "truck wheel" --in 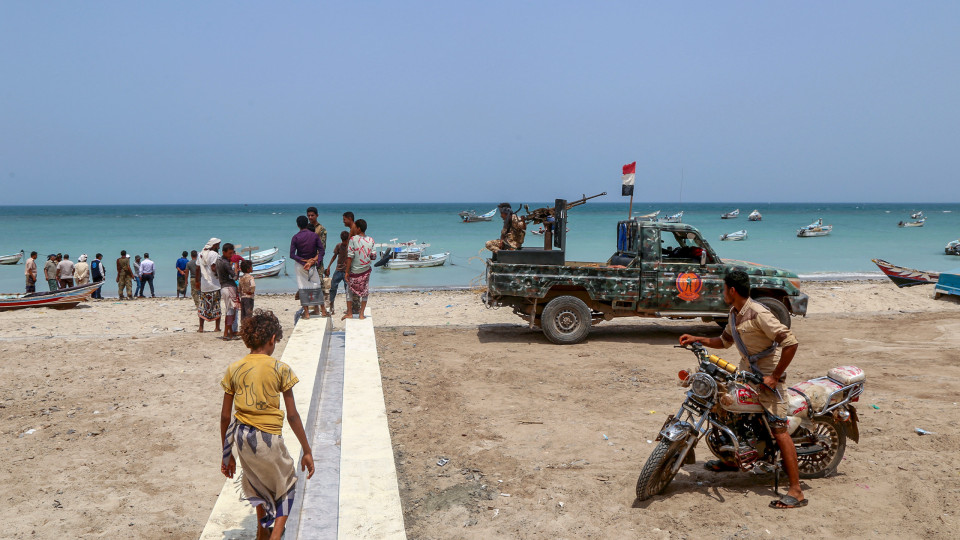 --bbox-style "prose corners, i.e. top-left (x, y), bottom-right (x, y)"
top-left (755, 296), bottom-right (791, 328)
top-left (541, 296), bottom-right (591, 345)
